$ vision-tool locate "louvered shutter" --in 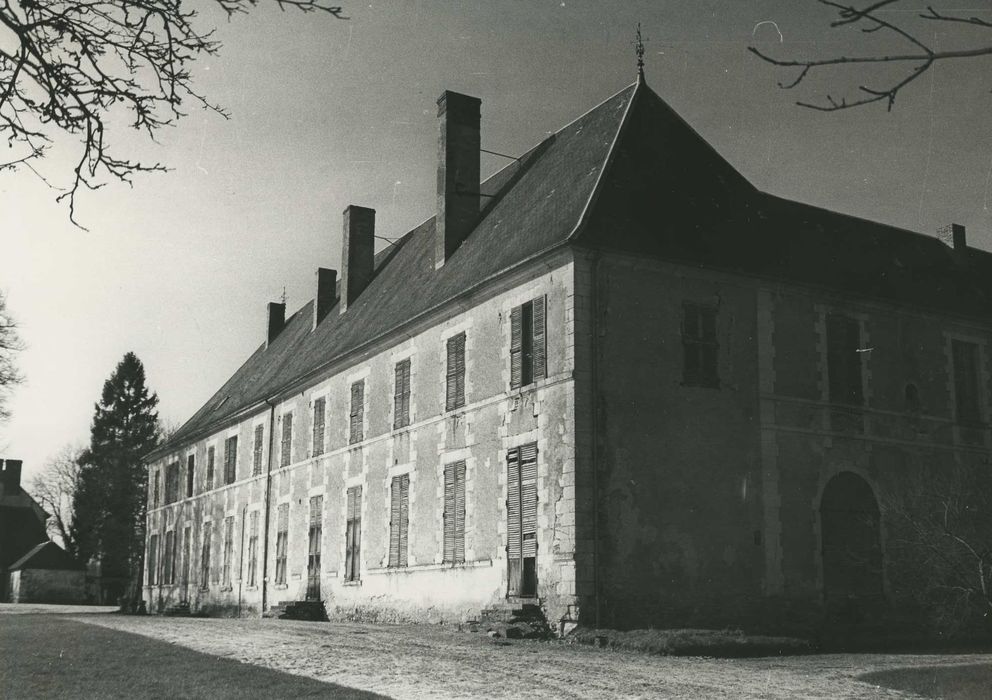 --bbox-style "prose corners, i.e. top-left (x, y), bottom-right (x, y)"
top-left (520, 443), bottom-right (538, 558)
top-left (506, 448), bottom-right (521, 560)
top-left (281, 412), bottom-right (293, 466)
top-left (389, 476), bottom-right (402, 567)
top-left (510, 306), bottom-right (523, 389)
top-left (350, 381), bottom-right (364, 443)
top-left (312, 398), bottom-right (326, 456)
top-left (446, 335), bottom-right (464, 411)
top-left (394, 360), bottom-right (411, 429)
top-left (532, 296), bottom-right (546, 381)
top-left (454, 461), bottom-right (466, 563)
top-left (443, 464), bottom-right (456, 562)
top-left (399, 475), bottom-right (409, 567)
